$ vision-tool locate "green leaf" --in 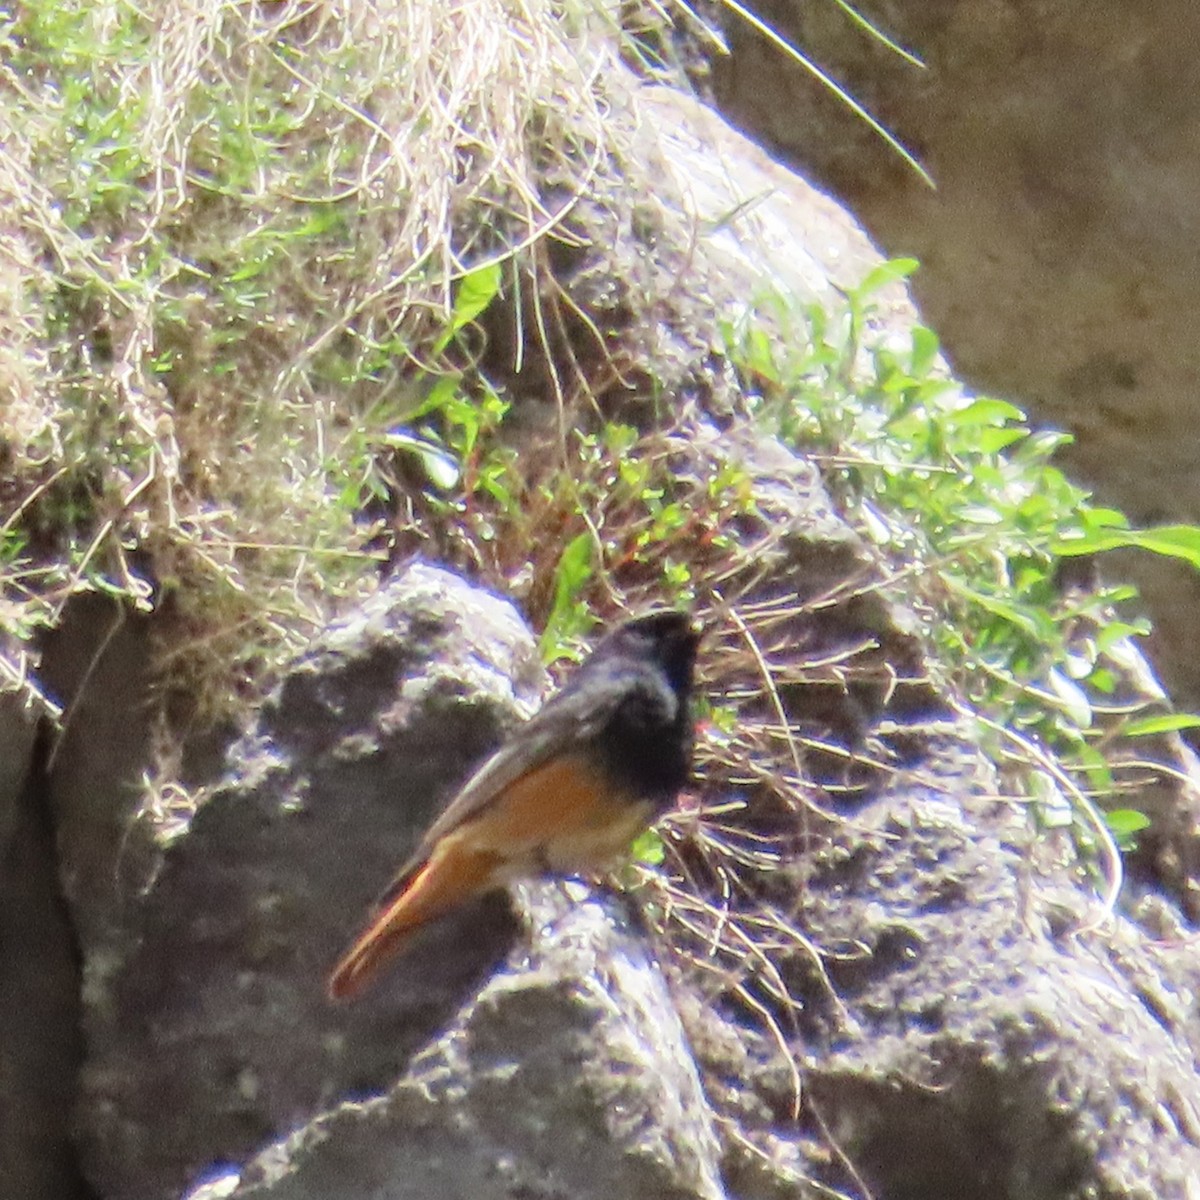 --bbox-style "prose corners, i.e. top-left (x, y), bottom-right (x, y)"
top-left (957, 505), bottom-right (1005, 526)
top-left (1053, 523), bottom-right (1200, 568)
top-left (630, 828), bottom-right (666, 867)
top-left (1072, 742), bottom-right (1114, 794)
top-left (1120, 713), bottom-right (1200, 738)
top-left (431, 261), bottom-right (503, 355)
top-left (943, 576), bottom-right (1044, 638)
top-left (555, 535), bottom-right (592, 595)
top-left (540, 532), bottom-right (596, 662)
top-left (942, 397), bottom-right (1025, 427)
top-left (405, 374), bottom-right (463, 422)
top-left (743, 326), bottom-right (779, 382)
top-left (1129, 525), bottom-right (1200, 567)
top-left (975, 427), bottom-right (1027, 454)
top-left (909, 324), bottom-right (940, 377)
top-left (1104, 809), bottom-right (1151, 838)
top-left (1095, 619), bottom-right (1149, 653)
top-left (1080, 507), bottom-right (1130, 531)
top-left (857, 257), bottom-right (919, 299)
